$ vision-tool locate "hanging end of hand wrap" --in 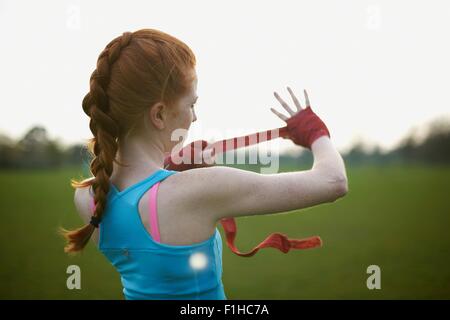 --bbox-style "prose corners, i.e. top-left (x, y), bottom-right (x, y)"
top-left (314, 236), bottom-right (323, 248)
top-left (290, 235), bottom-right (323, 250)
